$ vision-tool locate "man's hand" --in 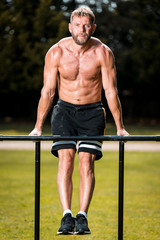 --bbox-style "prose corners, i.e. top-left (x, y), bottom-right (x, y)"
top-left (117, 129), bottom-right (129, 136)
top-left (117, 129), bottom-right (129, 143)
top-left (29, 128), bottom-right (42, 136)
